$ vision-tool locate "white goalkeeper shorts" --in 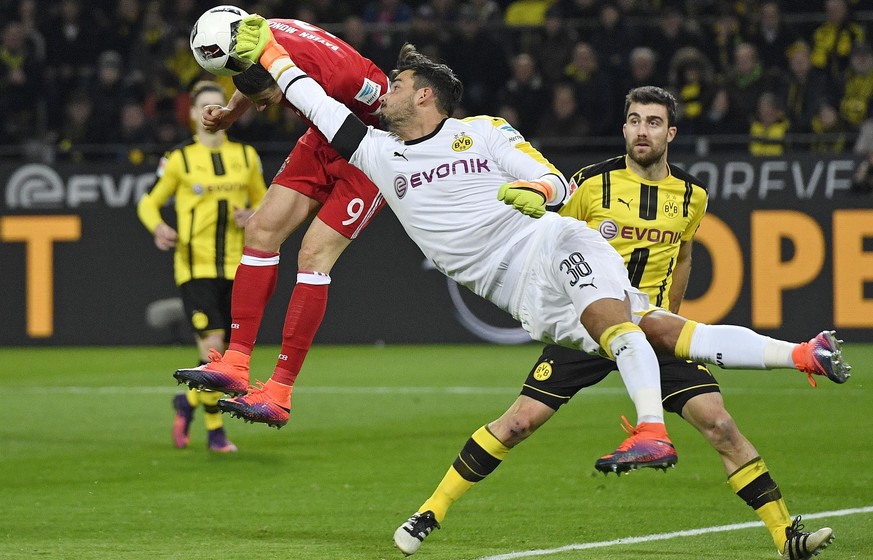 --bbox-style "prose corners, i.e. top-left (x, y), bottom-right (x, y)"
top-left (511, 215), bottom-right (650, 355)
